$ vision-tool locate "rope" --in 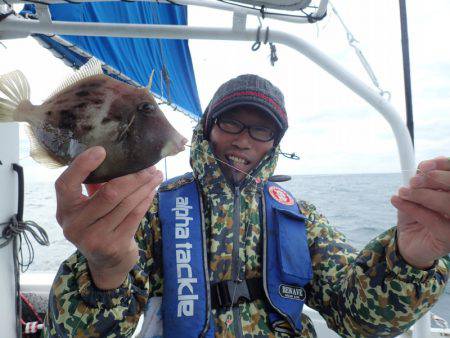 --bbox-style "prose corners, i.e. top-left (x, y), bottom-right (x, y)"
top-left (20, 293), bottom-right (43, 323)
top-left (269, 43), bottom-right (278, 66)
top-left (0, 216), bottom-right (50, 272)
top-left (20, 292), bottom-right (44, 333)
top-left (262, 27), bottom-right (278, 66)
top-left (329, 1), bottom-right (391, 99)
top-left (152, 1), bottom-right (173, 104)
top-left (0, 210), bottom-right (49, 337)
